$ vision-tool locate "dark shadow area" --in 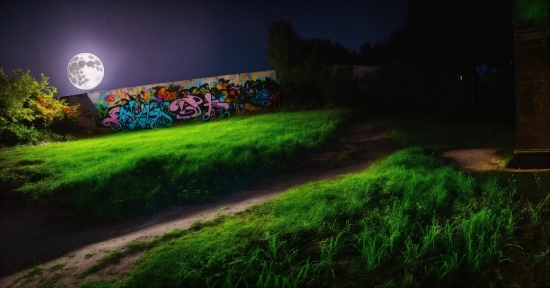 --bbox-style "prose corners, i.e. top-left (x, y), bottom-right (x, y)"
top-left (509, 152), bottom-right (550, 170)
